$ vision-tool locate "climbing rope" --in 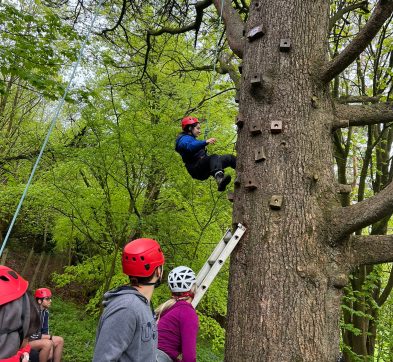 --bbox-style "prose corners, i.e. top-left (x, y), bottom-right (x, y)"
top-left (0, 0), bottom-right (105, 257)
top-left (204, 0), bottom-right (225, 140)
